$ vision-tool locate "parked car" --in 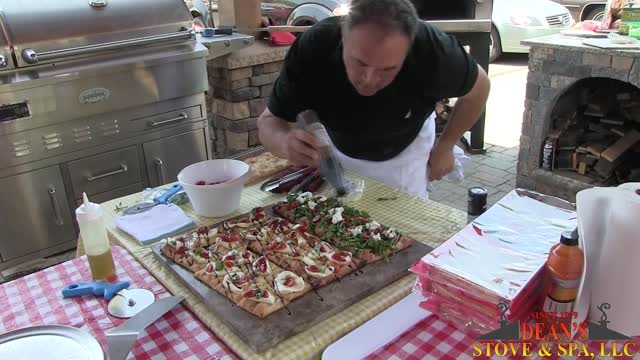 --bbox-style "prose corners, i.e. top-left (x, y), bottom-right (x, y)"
top-left (552, 1), bottom-right (607, 22)
top-left (490, 0), bottom-right (575, 62)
